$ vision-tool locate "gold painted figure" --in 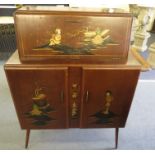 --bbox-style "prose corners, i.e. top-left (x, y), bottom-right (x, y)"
top-left (49, 28), bottom-right (61, 46)
top-left (25, 85), bottom-right (55, 126)
top-left (103, 91), bottom-right (113, 115)
top-left (84, 28), bottom-right (110, 45)
top-left (72, 102), bottom-right (78, 118)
